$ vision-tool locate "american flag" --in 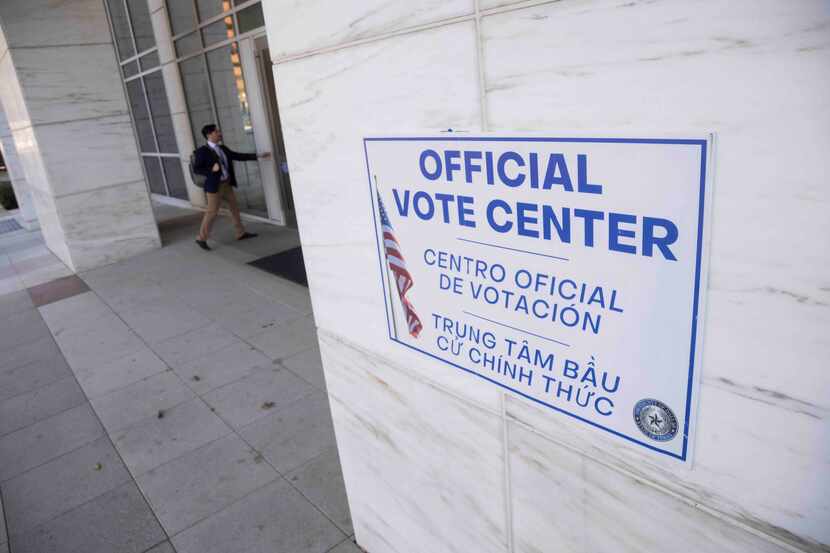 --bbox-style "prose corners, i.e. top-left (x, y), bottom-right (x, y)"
top-left (377, 192), bottom-right (423, 338)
